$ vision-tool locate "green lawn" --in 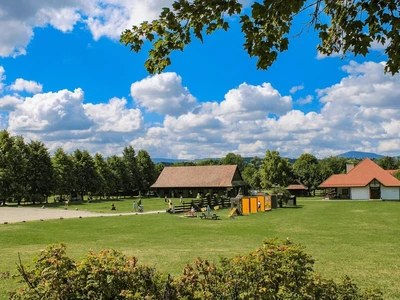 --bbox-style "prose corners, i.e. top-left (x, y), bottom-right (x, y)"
top-left (1, 198), bottom-right (399, 299)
